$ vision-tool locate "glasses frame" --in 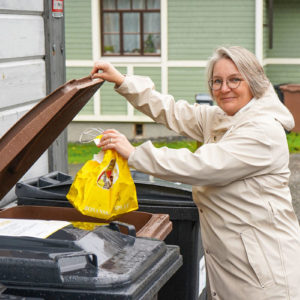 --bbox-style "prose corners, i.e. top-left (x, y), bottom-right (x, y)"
top-left (208, 78), bottom-right (244, 91)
